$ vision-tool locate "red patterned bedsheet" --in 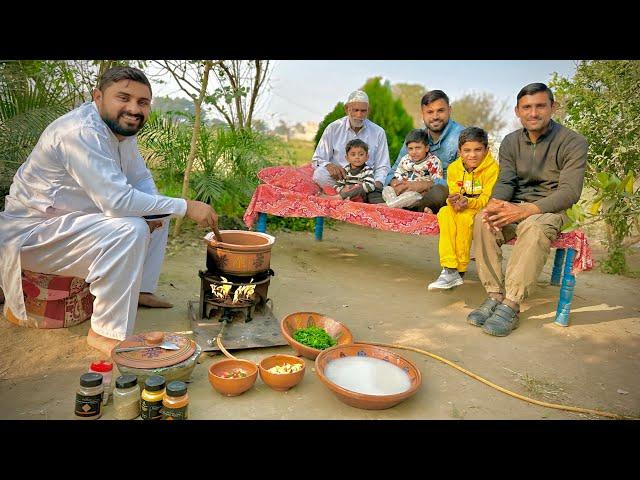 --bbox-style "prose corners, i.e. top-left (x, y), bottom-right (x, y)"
top-left (244, 165), bottom-right (593, 273)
